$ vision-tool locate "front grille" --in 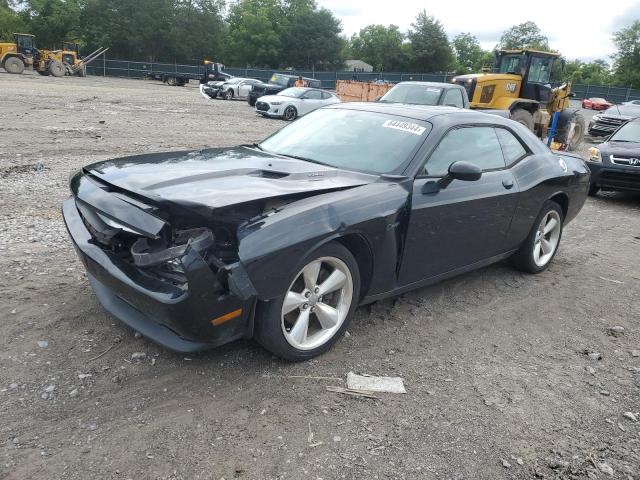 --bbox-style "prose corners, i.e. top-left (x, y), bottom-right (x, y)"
top-left (611, 155), bottom-right (640, 167)
top-left (596, 116), bottom-right (625, 127)
top-left (256, 101), bottom-right (269, 112)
